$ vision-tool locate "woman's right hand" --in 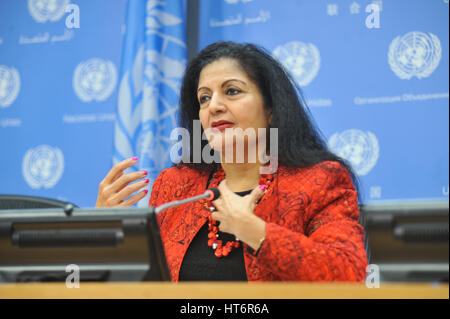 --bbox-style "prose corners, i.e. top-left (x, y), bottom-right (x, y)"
top-left (95, 157), bottom-right (150, 208)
